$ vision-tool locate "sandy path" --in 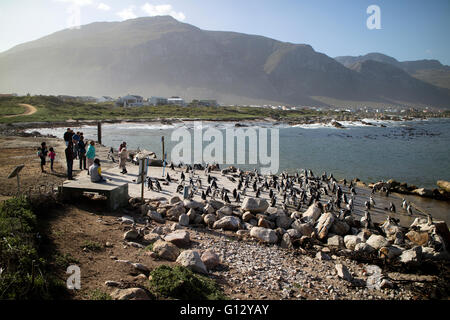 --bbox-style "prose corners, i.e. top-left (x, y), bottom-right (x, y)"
top-left (3, 103), bottom-right (37, 118)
